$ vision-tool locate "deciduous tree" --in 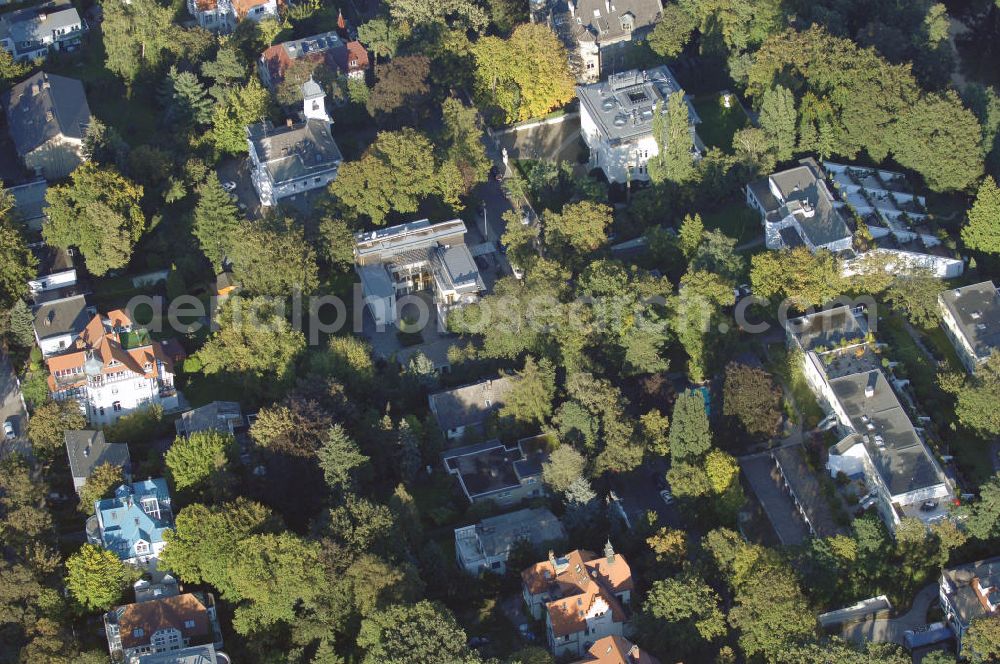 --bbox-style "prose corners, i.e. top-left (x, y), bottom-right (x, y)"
top-left (647, 4), bottom-right (695, 58)
top-left (965, 615), bottom-right (1000, 663)
top-left (500, 356), bottom-right (556, 426)
top-left (669, 389), bottom-right (711, 462)
top-left (78, 463), bottom-right (123, 514)
top-left (43, 164), bottom-right (146, 275)
top-left (358, 600), bottom-right (472, 664)
top-left (65, 544), bottom-right (132, 611)
top-left (541, 445), bottom-right (586, 493)
top-left (26, 400), bottom-right (86, 460)
top-left (165, 431), bottom-right (234, 493)
top-left (722, 362), bottom-right (782, 438)
top-left (962, 176), bottom-right (1000, 254)
top-left (367, 55), bottom-right (431, 121)
top-left (543, 201), bottom-right (612, 256)
top-left (750, 247), bottom-right (842, 308)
